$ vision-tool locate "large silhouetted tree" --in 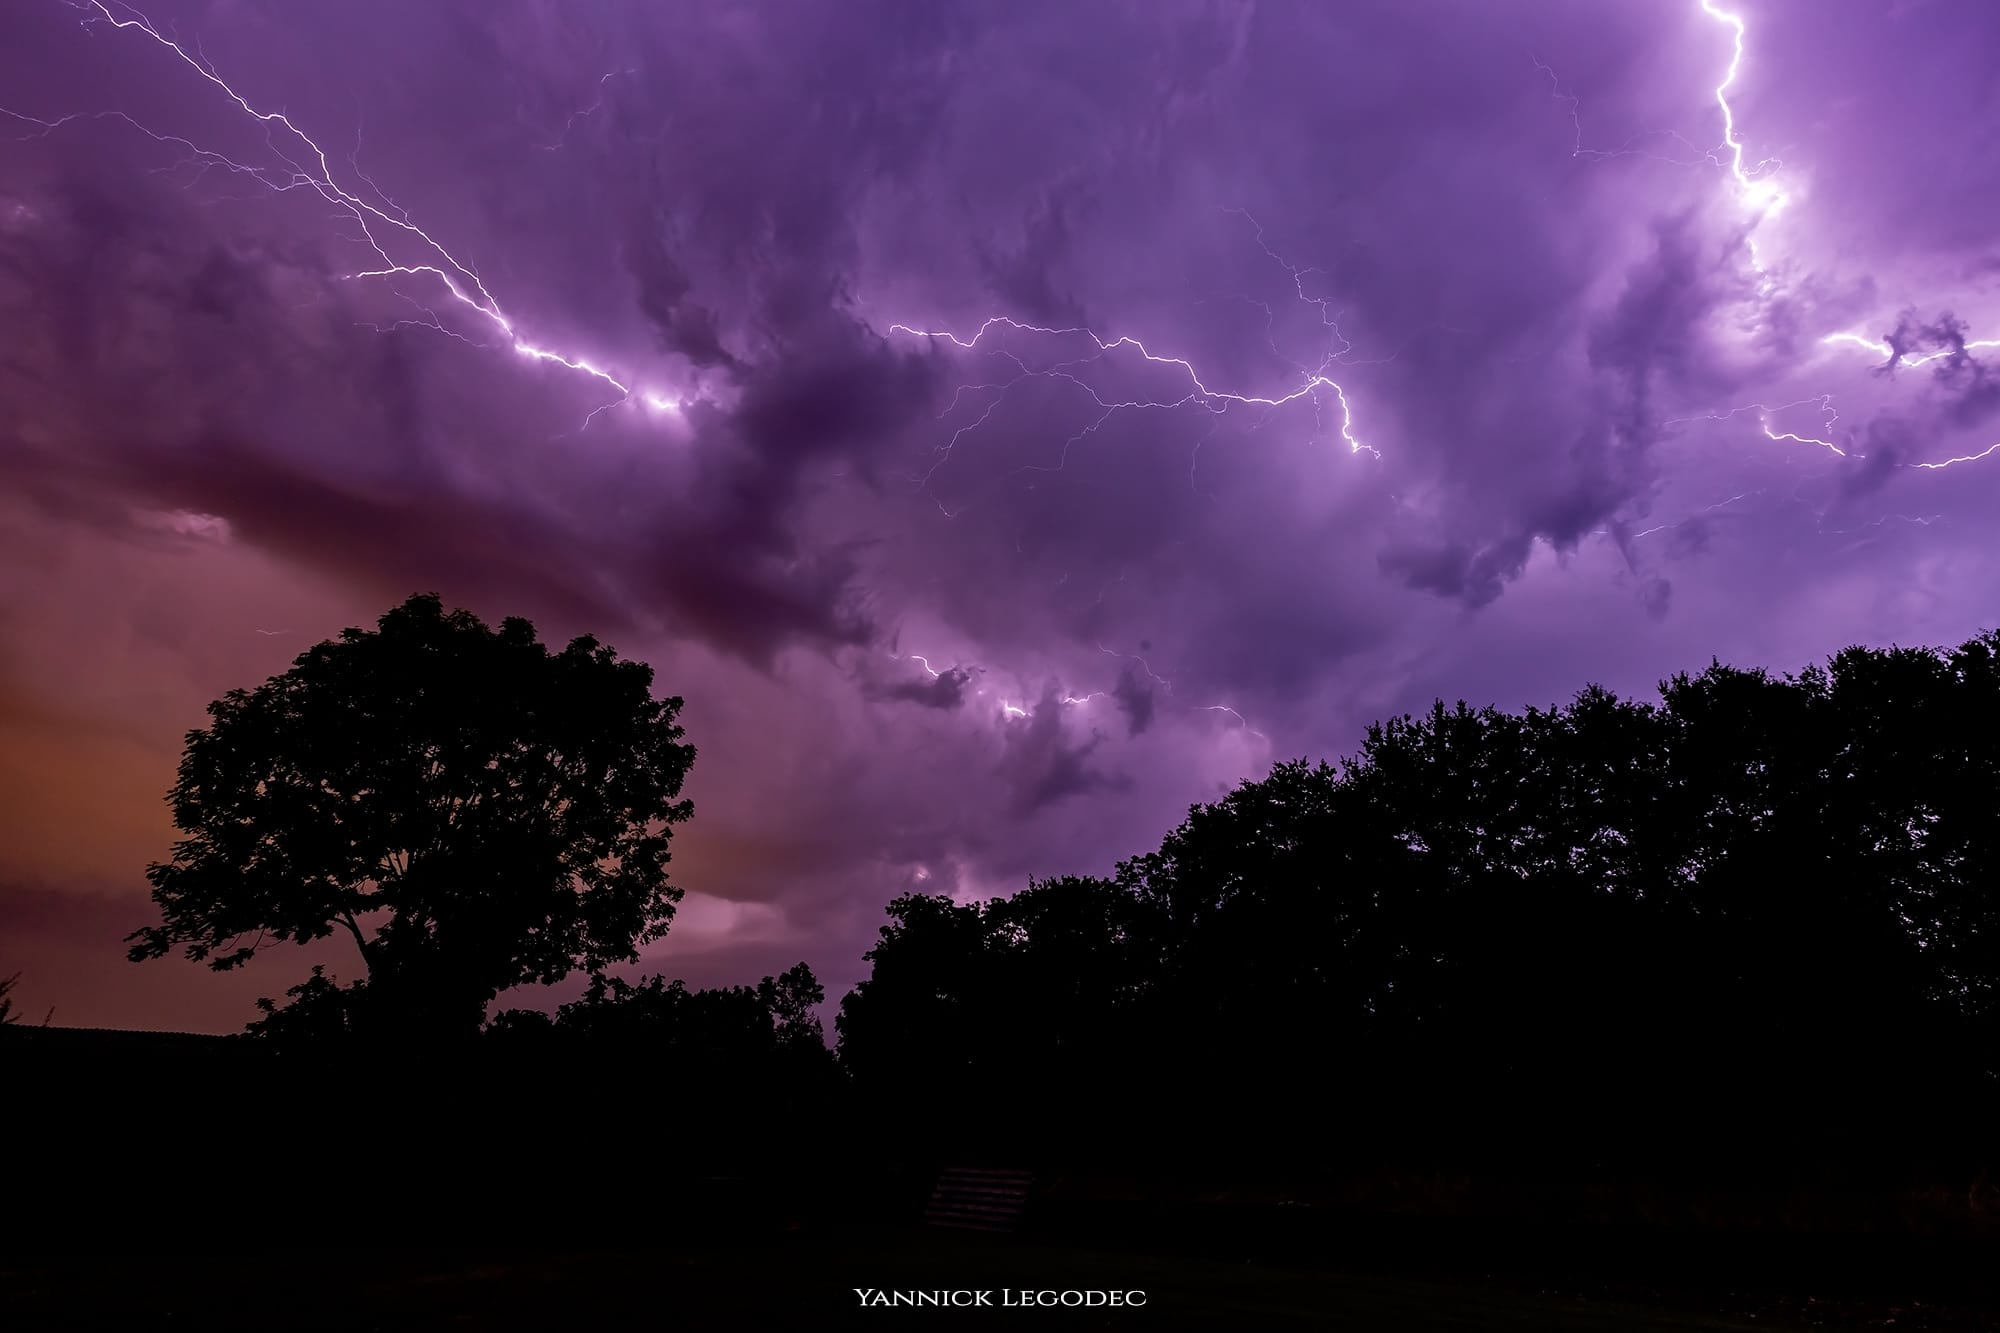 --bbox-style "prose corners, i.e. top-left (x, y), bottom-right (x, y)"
top-left (128, 594), bottom-right (697, 1041)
